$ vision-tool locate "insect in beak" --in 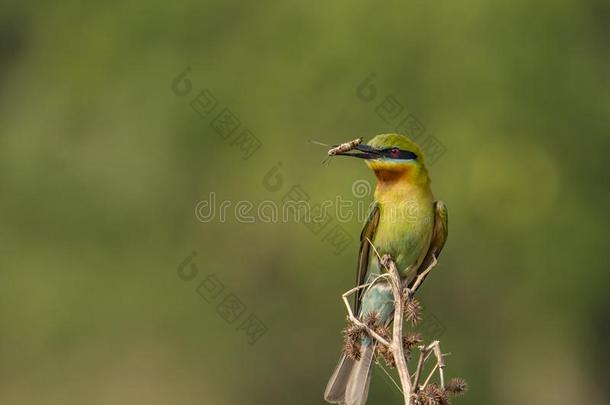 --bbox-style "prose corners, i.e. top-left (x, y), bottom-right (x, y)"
top-left (334, 144), bottom-right (382, 160)
top-left (311, 138), bottom-right (376, 165)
